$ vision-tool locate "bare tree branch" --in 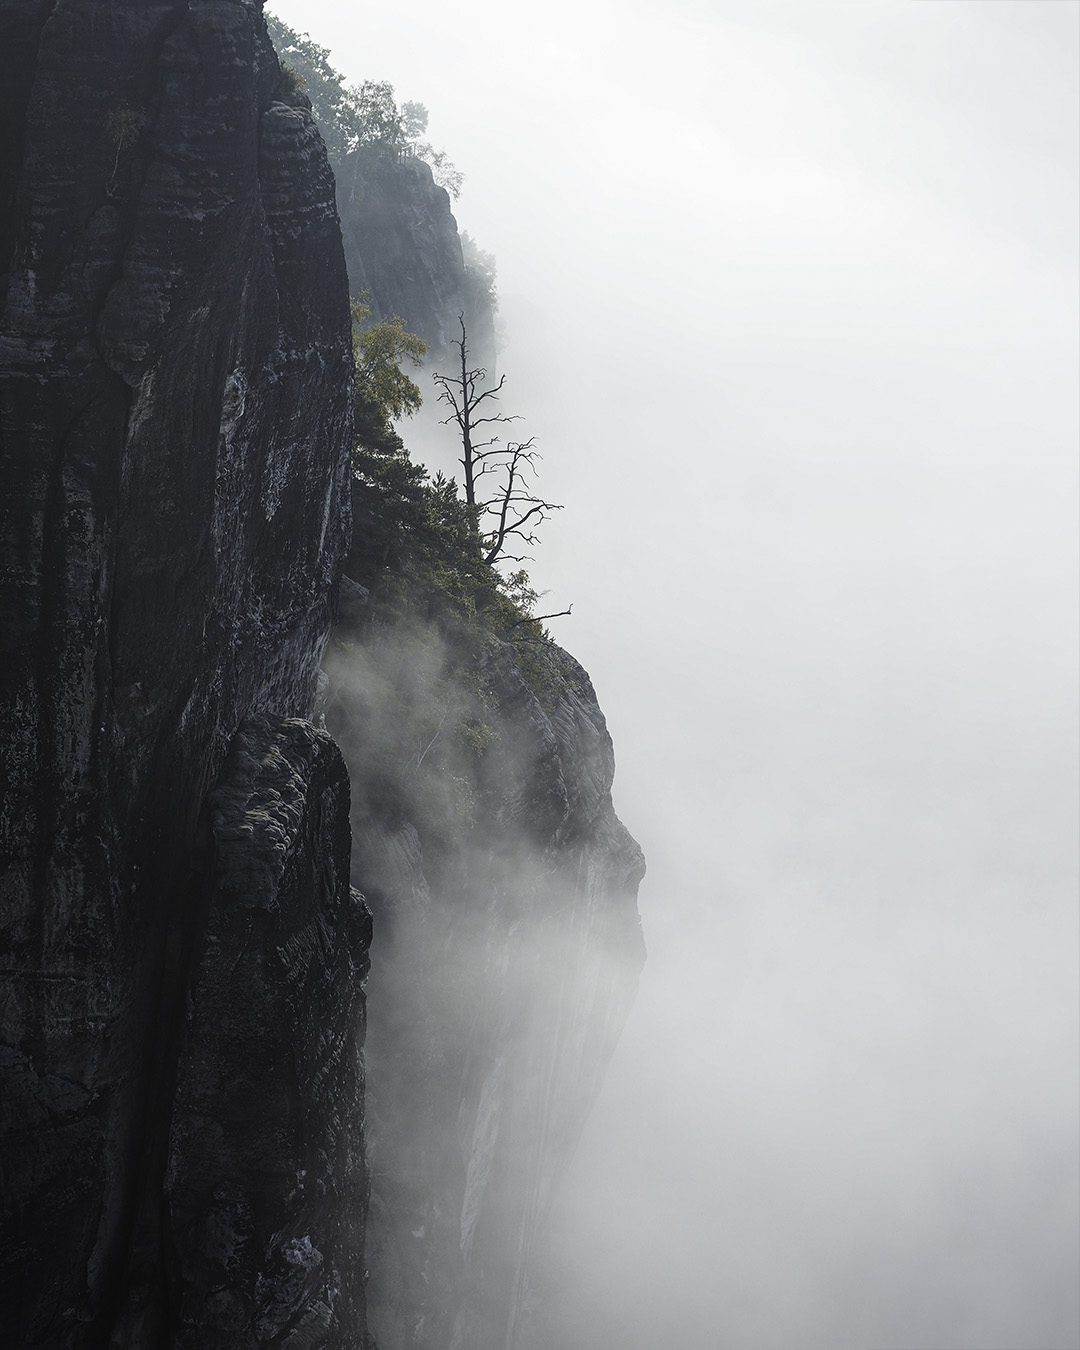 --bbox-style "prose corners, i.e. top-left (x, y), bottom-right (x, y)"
top-left (433, 318), bottom-right (561, 565)
top-left (506, 605), bottom-right (573, 629)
